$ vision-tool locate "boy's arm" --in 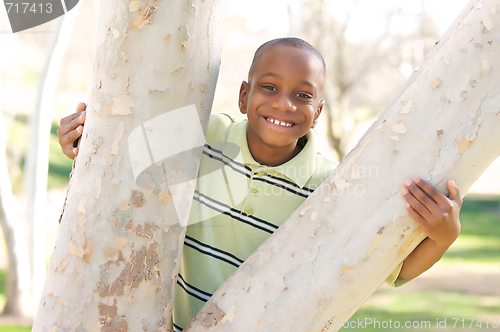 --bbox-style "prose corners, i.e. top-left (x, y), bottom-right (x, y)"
top-left (398, 177), bottom-right (462, 280)
top-left (57, 102), bottom-right (87, 159)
